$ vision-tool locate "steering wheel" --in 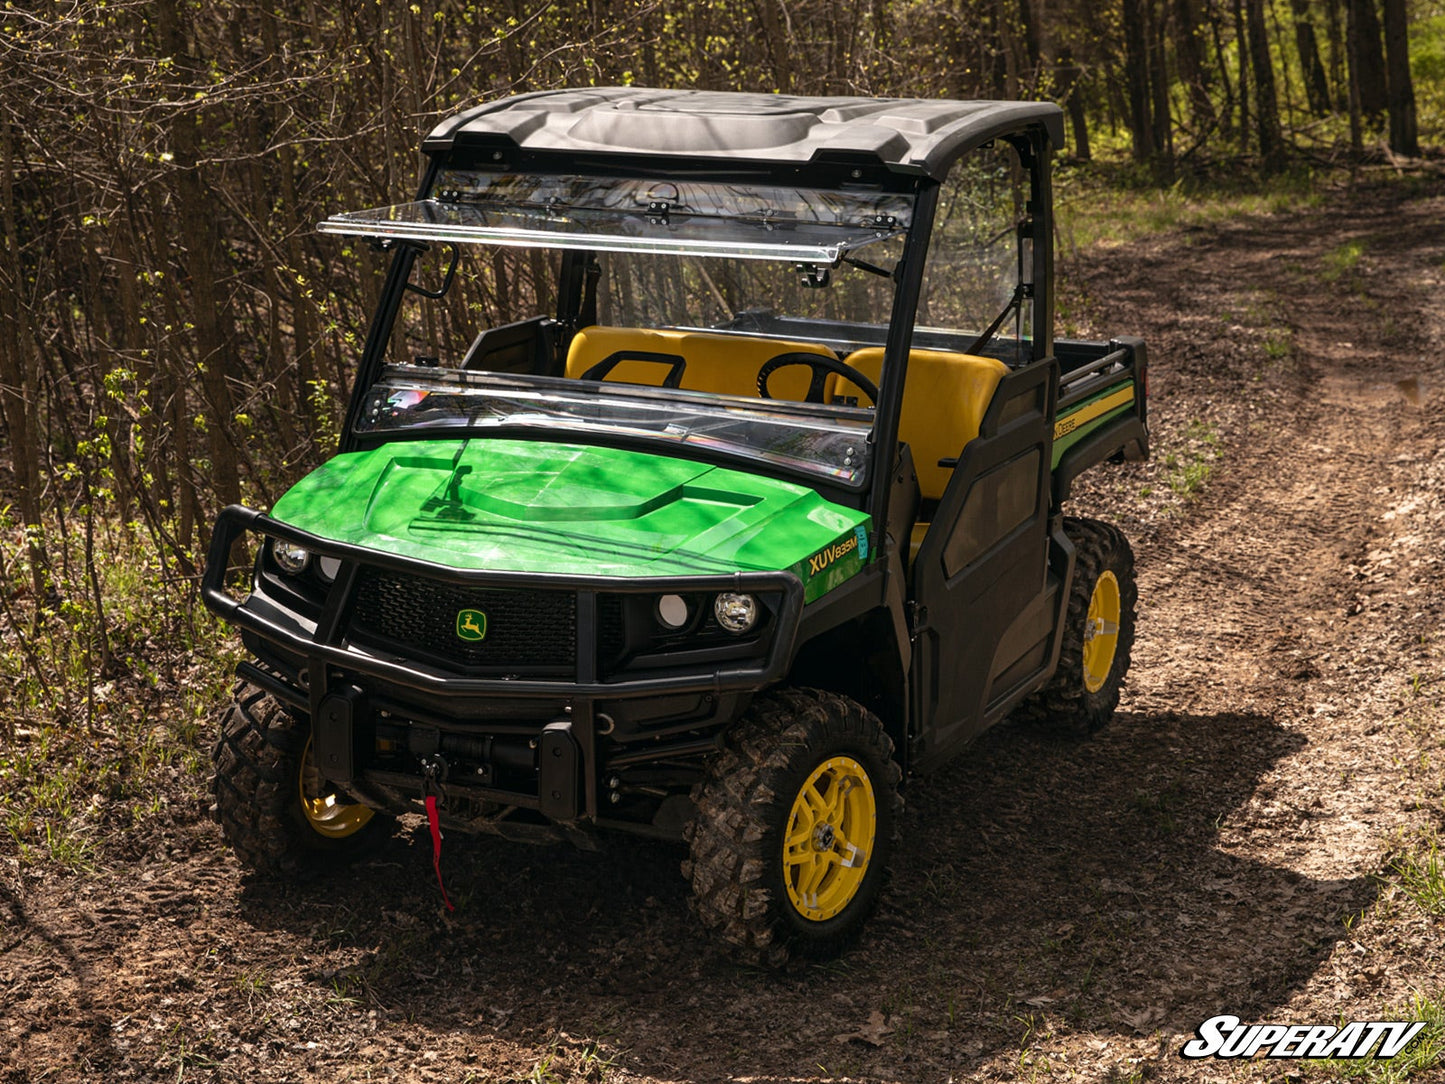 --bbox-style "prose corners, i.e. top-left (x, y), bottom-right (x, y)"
top-left (756, 352), bottom-right (879, 405)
